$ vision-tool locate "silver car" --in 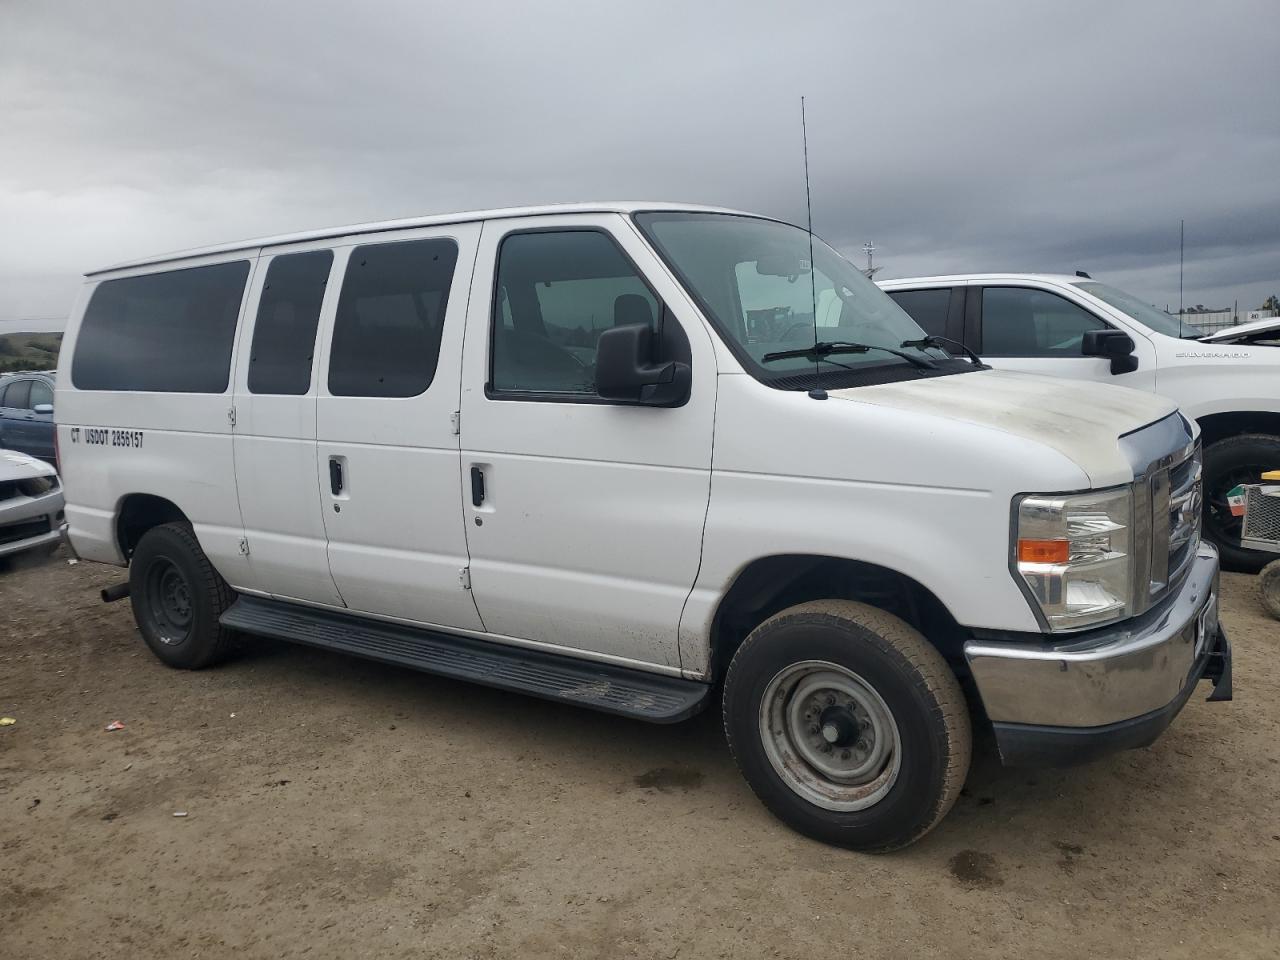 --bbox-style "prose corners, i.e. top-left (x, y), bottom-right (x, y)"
top-left (0, 449), bottom-right (64, 560)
